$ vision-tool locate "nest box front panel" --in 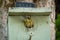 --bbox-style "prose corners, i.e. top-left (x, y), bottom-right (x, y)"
top-left (8, 16), bottom-right (50, 40)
